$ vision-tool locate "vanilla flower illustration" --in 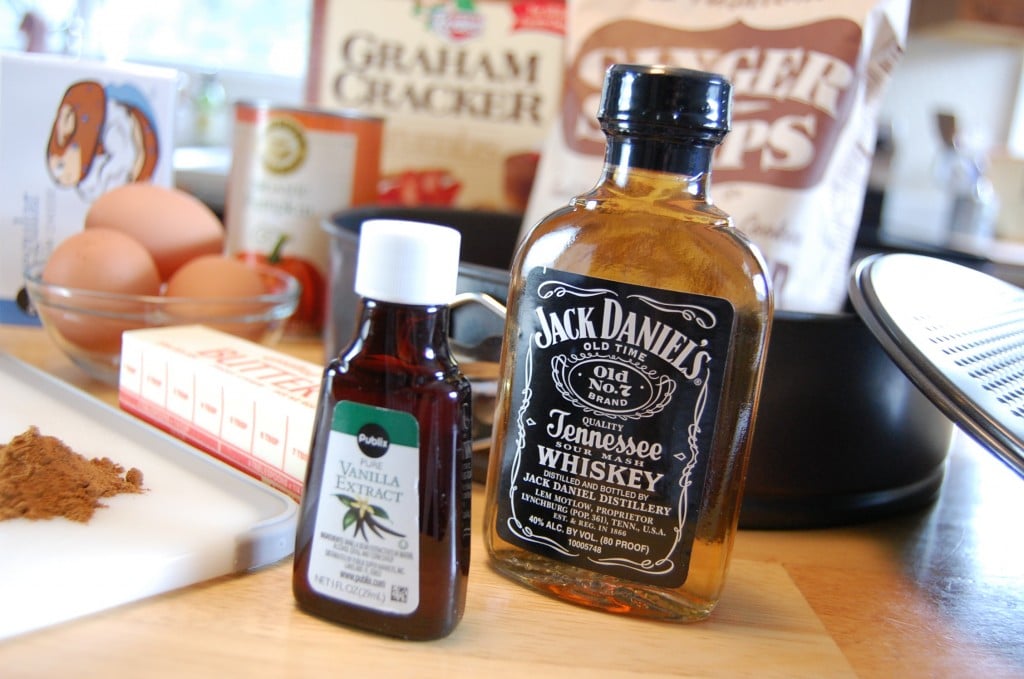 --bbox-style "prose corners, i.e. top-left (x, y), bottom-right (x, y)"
top-left (336, 494), bottom-right (405, 541)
